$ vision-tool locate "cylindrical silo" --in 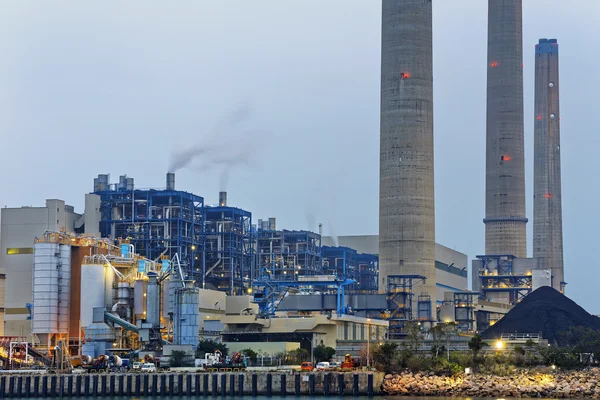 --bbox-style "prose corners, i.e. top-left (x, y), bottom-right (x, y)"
top-left (80, 264), bottom-right (106, 327)
top-left (268, 218), bottom-right (276, 231)
top-left (146, 273), bottom-right (161, 327)
top-left (32, 243), bottom-right (60, 334)
top-left (173, 282), bottom-right (199, 347)
top-left (57, 244), bottom-right (71, 333)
